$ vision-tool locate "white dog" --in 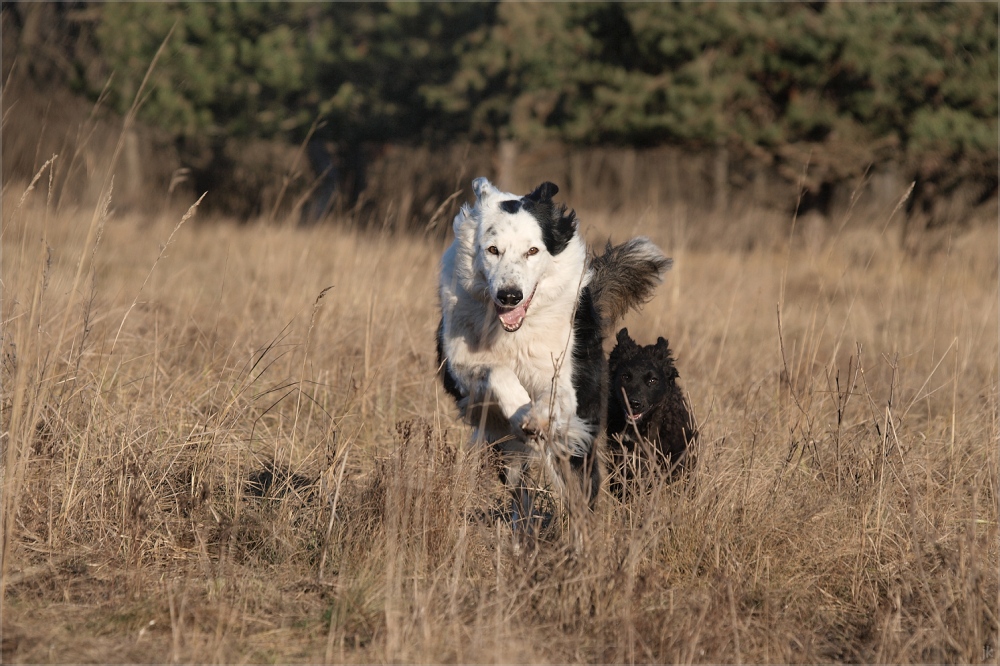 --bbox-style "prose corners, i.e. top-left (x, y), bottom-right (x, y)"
top-left (437, 178), bottom-right (669, 533)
